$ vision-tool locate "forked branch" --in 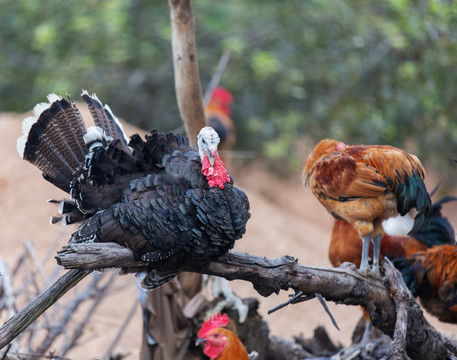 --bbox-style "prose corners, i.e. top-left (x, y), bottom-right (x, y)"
top-left (54, 242), bottom-right (457, 359)
top-left (2, 243), bottom-right (457, 360)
